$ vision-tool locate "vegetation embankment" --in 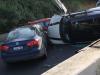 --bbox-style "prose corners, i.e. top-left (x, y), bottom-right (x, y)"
top-left (0, 0), bottom-right (96, 33)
